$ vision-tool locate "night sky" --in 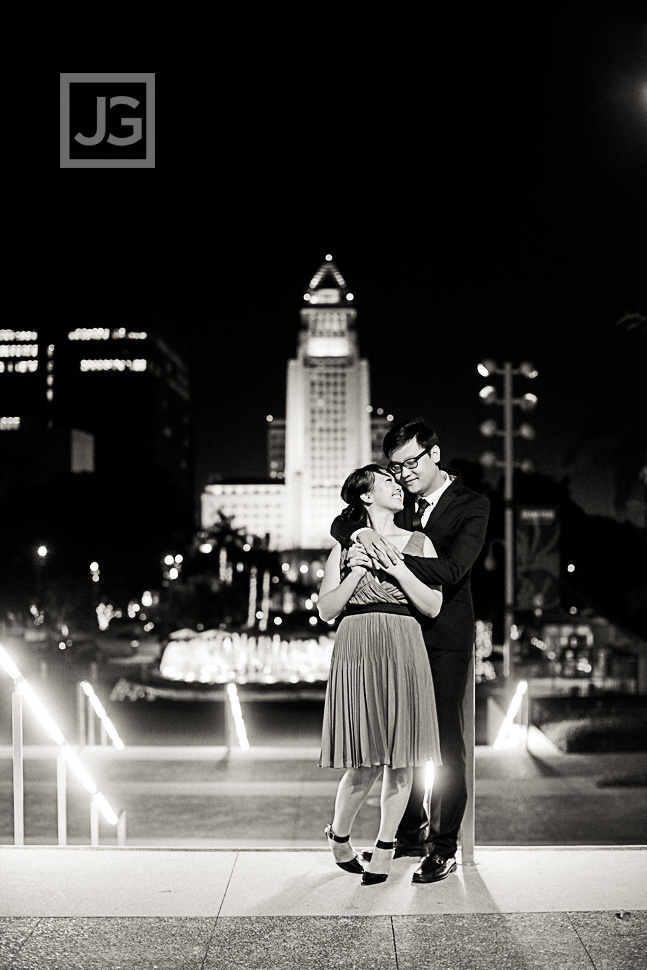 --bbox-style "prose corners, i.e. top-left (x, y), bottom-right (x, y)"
top-left (14, 11), bottom-right (647, 522)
